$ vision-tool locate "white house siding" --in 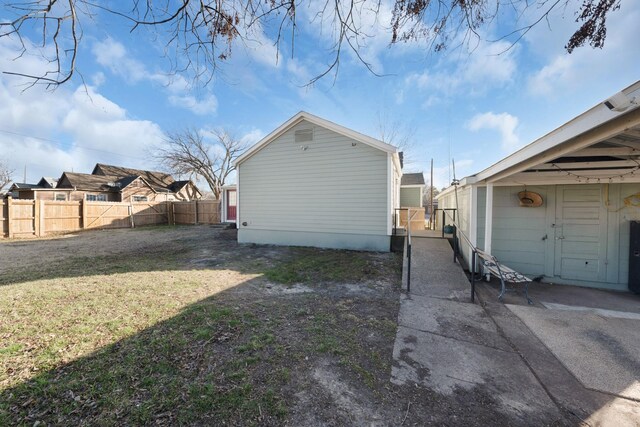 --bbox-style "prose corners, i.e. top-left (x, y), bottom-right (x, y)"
top-left (442, 183), bottom-right (640, 291)
top-left (438, 187), bottom-right (472, 265)
top-left (237, 120), bottom-right (390, 251)
top-left (400, 187), bottom-right (422, 207)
